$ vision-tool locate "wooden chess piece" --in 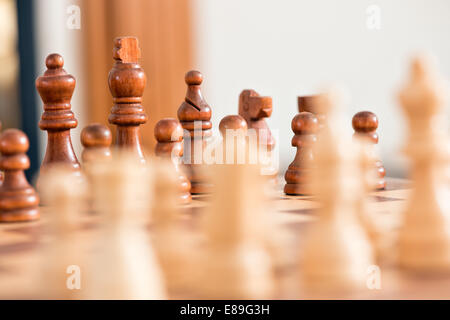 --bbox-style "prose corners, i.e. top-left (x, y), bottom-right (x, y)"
top-left (0, 129), bottom-right (39, 222)
top-left (36, 53), bottom-right (80, 173)
top-left (300, 87), bottom-right (374, 293)
top-left (177, 70), bottom-right (212, 194)
top-left (108, 37), bottom-right (147, 162)
top-left (352, 111), bottom-right (386, 190)
top-left (87, 154), bottom-right (166, 299)
top-left (397, 54), bottom-right (450, 273)
top-left (81, 123), bottom-right (112, 164)
top-left (199, 164), bottom-right (274, 299)
top-left (151, 161), bottom-right (195, 296)
top-left (154, 118), bottom-right (191, 204)
top-left (298, 95), bottom-right (326, 130)
top-left (219, 115), bottom-right (248, 165)
top-left (238, 90), bottom-right (276, 176)
top-left (284, 112), bottom-right (318, 195)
